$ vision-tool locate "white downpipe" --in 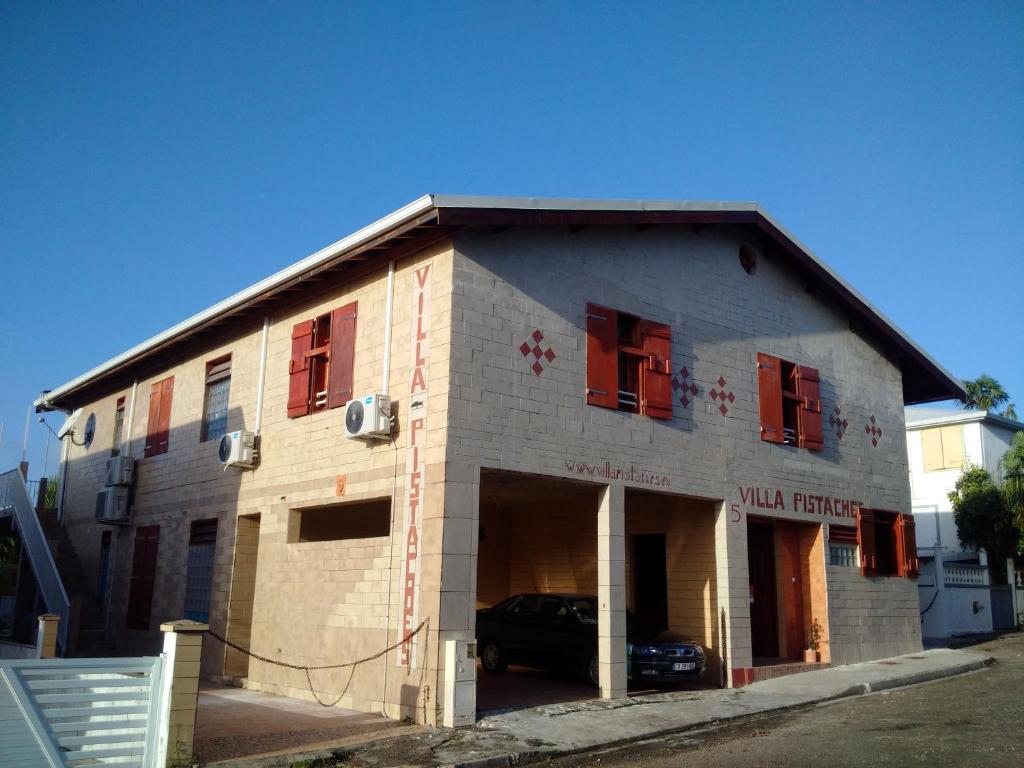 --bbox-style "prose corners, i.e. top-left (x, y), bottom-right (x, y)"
top-left (381, 261), bottom-right (396, 395)
top-left (124, 381), bottom-right (139, 458)
top-left (254, 317), bottom-right (271, 434)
